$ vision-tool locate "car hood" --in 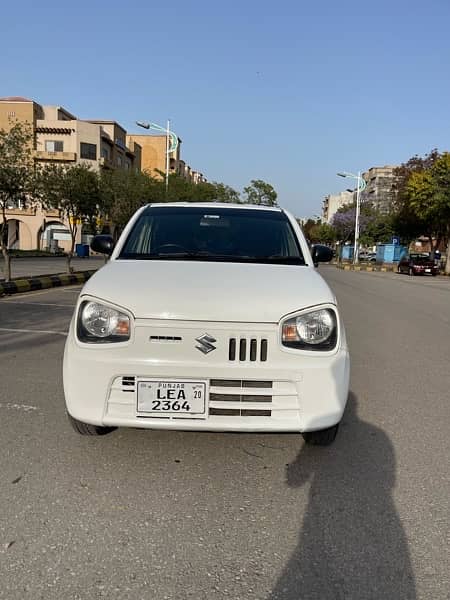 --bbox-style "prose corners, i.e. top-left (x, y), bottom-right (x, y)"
top-left (81, 260), bottom-right (336, 322)
top-left (413, 260), bottom-right (434, 266)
